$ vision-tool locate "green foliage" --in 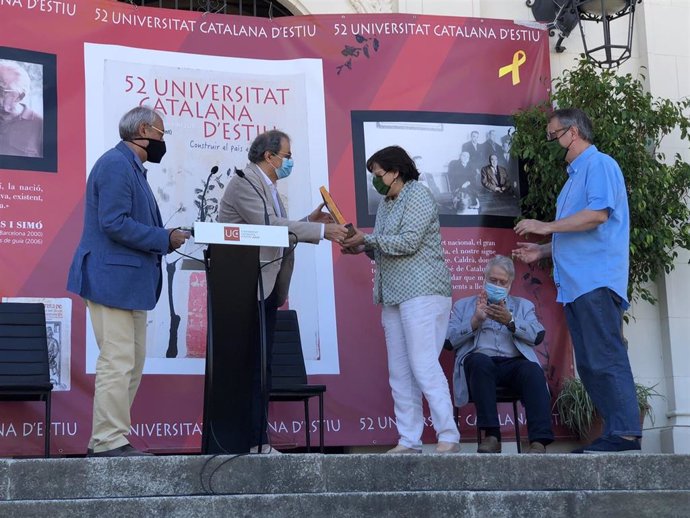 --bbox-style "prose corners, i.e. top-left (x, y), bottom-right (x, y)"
top-left (554, 377), bottom-right (660, 438)
top-left (512, 59), bottom-right (690, 305)
top-left (554, 377), bottom-right (597, 438)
